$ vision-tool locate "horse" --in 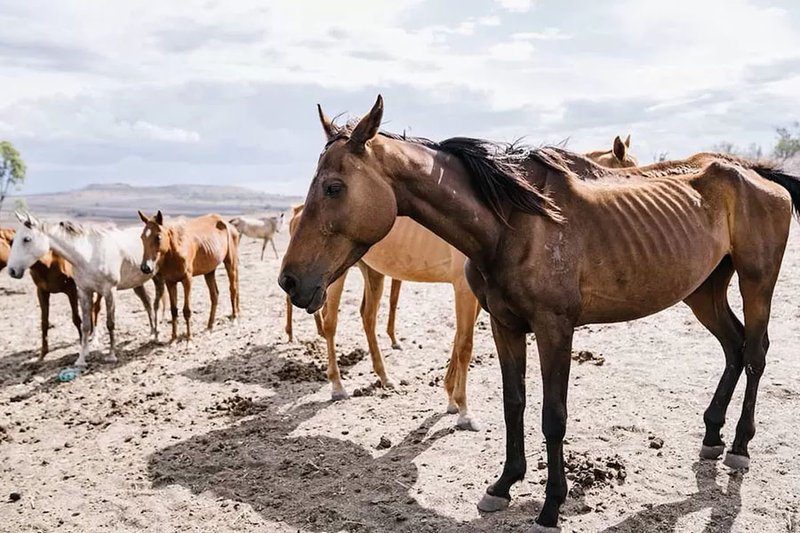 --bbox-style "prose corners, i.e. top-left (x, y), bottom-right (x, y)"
top-left (284, 139), bottom-right (644, 429)
top-left (1, 228), bottom-right (104, 359)
top-left (138, 211), bottom-right (240, 342)
top-left (228, 214), bottom-right (284, 260)
top-left (584, 134), bottom-right (637, 168)
top-left (8, 213), bottom-right (158, 367)
top-left (278, 95), bottom-right (800, 531)
top-left (285, 205), bottom-right (482, 430)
